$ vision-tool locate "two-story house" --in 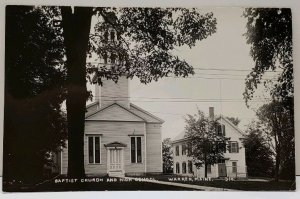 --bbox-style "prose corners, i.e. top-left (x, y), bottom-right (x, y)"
top-left (172, 107), bottom-right (247, 178)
